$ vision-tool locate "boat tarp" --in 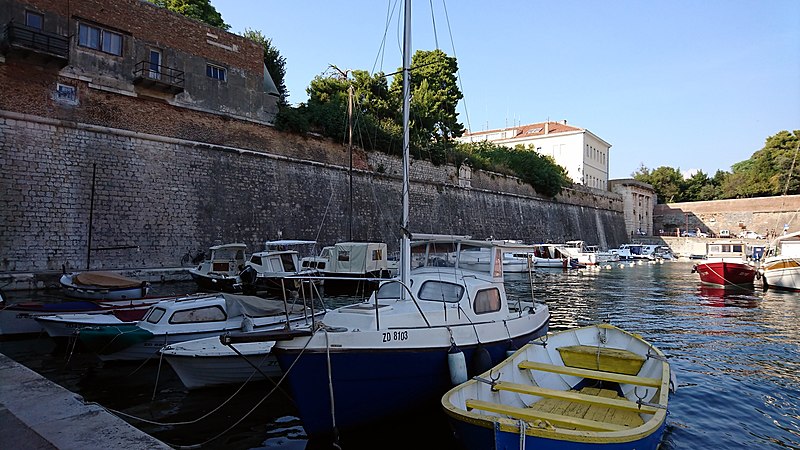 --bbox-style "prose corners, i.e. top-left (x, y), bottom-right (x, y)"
top-left (72, 271), bottom-right (144, 289)
top-left (327, 242), bottom-right (387, 274)
top-left (222, 293), bottom-right (307, 317)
